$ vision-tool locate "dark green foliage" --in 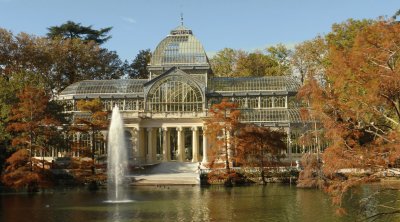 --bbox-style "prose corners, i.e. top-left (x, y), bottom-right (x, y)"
top-left (128, 49), bottom-right (152, 79)
top-left (47, 21), bottom-right (112, 44)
